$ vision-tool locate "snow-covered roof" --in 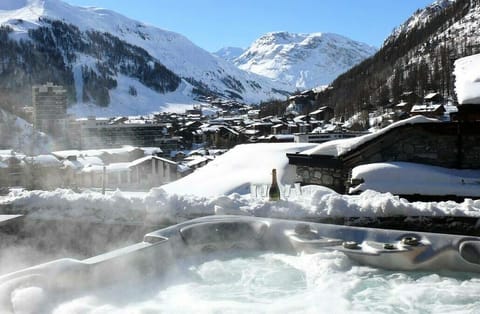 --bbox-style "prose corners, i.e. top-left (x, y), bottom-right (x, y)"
top-left (25, 155), bottom-right (62, 167)
top-left (80, 154), bottom-right (178, 173)
top-left (424, 92), bottom-right (440, 100)
top-left (223, 126), bottom-right (239, 136)
top-left (350, 162), bottom-right (480, 197)
top-left (454, 53), bottom-right (480, 105)
top-left (52, 150), bottom-right (81, 159)
top-left (141, 147), bottom-right (163, 155)
top-left (201, 125), bottom-right (221, 132)
top-left (176, 163), bottom-right (191, 173)
top-left (91, 146), bottom-right (139, 155)
top-left (62, 159), bottom-right (82, 170)
top-left (0, 154), bottom-right (25, 162)
top-left (269, 117), bottom-right (283, 124)
top-left (0, 149), bottom-right (15, 156)
top-left (187, 149), bottom-right (207, 156)
top-left (313, 123), bottom-right (340, 133)
top-left (129, 155), bottom-right (176, 167)
top-left (208, 149), bottom-right (228, 156)
top-left (163, 142), bottom-right (317, 197)
top-left (170, 150), bottom-right (186, 158)
top-left (301, 116), bottom-right (440, 157)
top-left (184, 156), bottom-right (209, 168)
top-left (80, 165), bottom-right (102, 174)
top-left (252, 122), bottom-right (273, 127)
top-left (80, 156), bottom-right (104, 166)
top-left (243, 129), bottom-right (260, 135)
top-left (410, 104), bottom-right (444, 113)
top-left (263, 134), bottom-right (295, 141)
top-left (107, 162), bottom-right (132, 172)
top-left (444, 103), bottom-right (458, 114)
top-left (293, 115), bottom-right (306, 122)
top-left (310, 109), bottom-right (324, 115)
top-left (82, 162), bottom-right (131, 174)
top-left (53, 146), bottom-right (152, 159)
